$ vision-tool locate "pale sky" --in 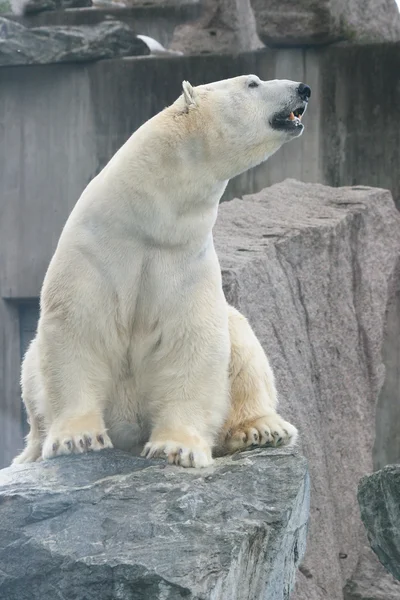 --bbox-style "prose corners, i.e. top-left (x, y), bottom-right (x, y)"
top-left (396, 0), bottom-right (400, 10)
